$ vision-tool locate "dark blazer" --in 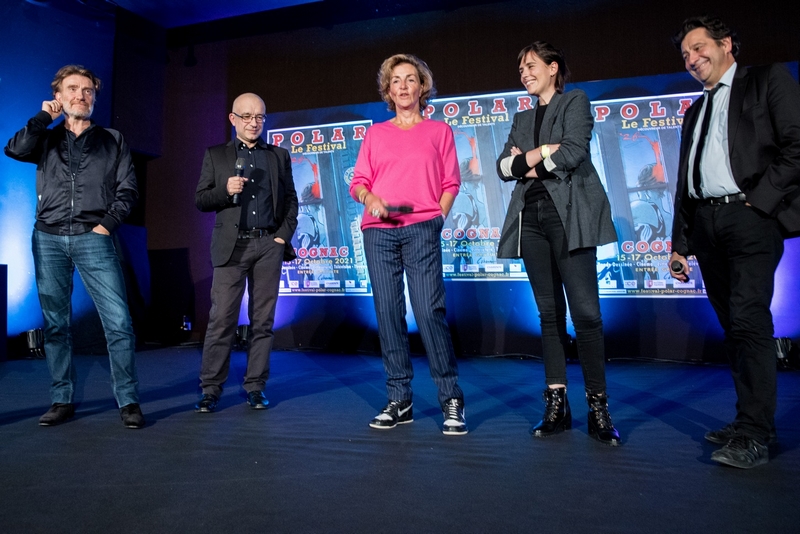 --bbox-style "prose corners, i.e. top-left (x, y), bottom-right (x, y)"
top-left (672, 64), bottom-right (800, 255)
top-left (496, 89), bottom-right (617, 257)
top-left (195, 139), bottom-right (298, 266)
